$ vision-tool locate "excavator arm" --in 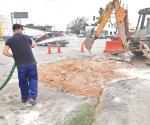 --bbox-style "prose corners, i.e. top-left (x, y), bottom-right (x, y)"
top-left (114, 0), bottom-right (128, 47)
top-left (84, 0), bottom-right (128, 52)
top-left (94, 1), bottom-right (114, 38)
